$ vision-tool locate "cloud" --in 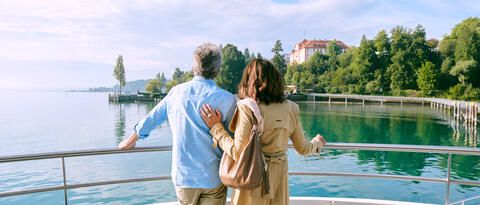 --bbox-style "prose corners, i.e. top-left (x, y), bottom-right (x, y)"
top-left (0, 0), bottom-right (479, 90)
